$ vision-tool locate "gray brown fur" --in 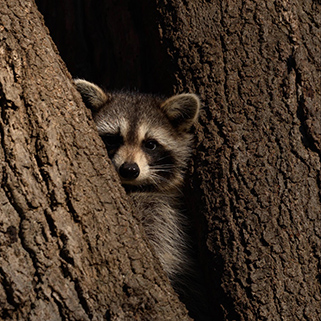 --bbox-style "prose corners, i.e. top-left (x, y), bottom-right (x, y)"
top-left (74, 79), bottom-right (200, 284)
